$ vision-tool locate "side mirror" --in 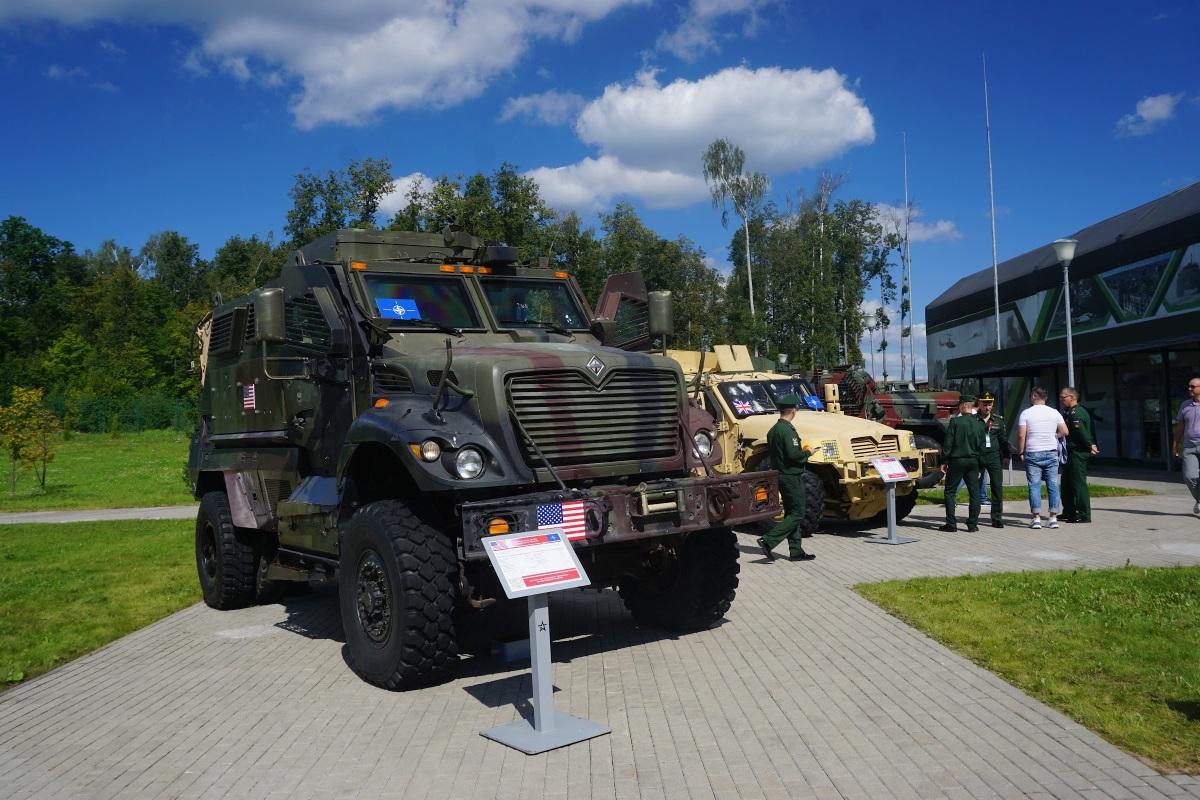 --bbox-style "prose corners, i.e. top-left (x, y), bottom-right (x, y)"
top-left (254, 288), bottom-right (286, 344)
top-left (648, 291), bottom-right (673, 338)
